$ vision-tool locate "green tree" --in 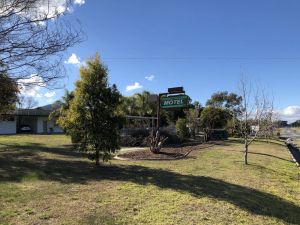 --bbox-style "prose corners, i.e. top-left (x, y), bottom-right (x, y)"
top-left (134, 91), bottom-right (156, 116)
top-left (200, 107), bottom-right (229, 141)
top-left (117, 91), bottom-right (156, 117)
top-left (176, 118), bottom-right (190, 141)
top-left (206, 91), bottom-right (242, 114)
top-left (117, 96), bottom-right (138, 116)
top-left (49, 90), bottom-right (74, 131)
top-left (206, 91), bottom-right (242, 135)
top-left (58, 53), bottom-right (122, 165)
top-left (200, 107), bottom-right (228, 129)
top-left (0, 74), bottom-right (19, 117)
